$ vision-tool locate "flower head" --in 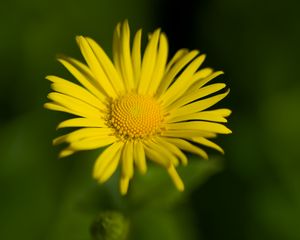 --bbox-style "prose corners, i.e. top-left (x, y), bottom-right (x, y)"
top-left (45, 20), bottom-right (231, 195)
